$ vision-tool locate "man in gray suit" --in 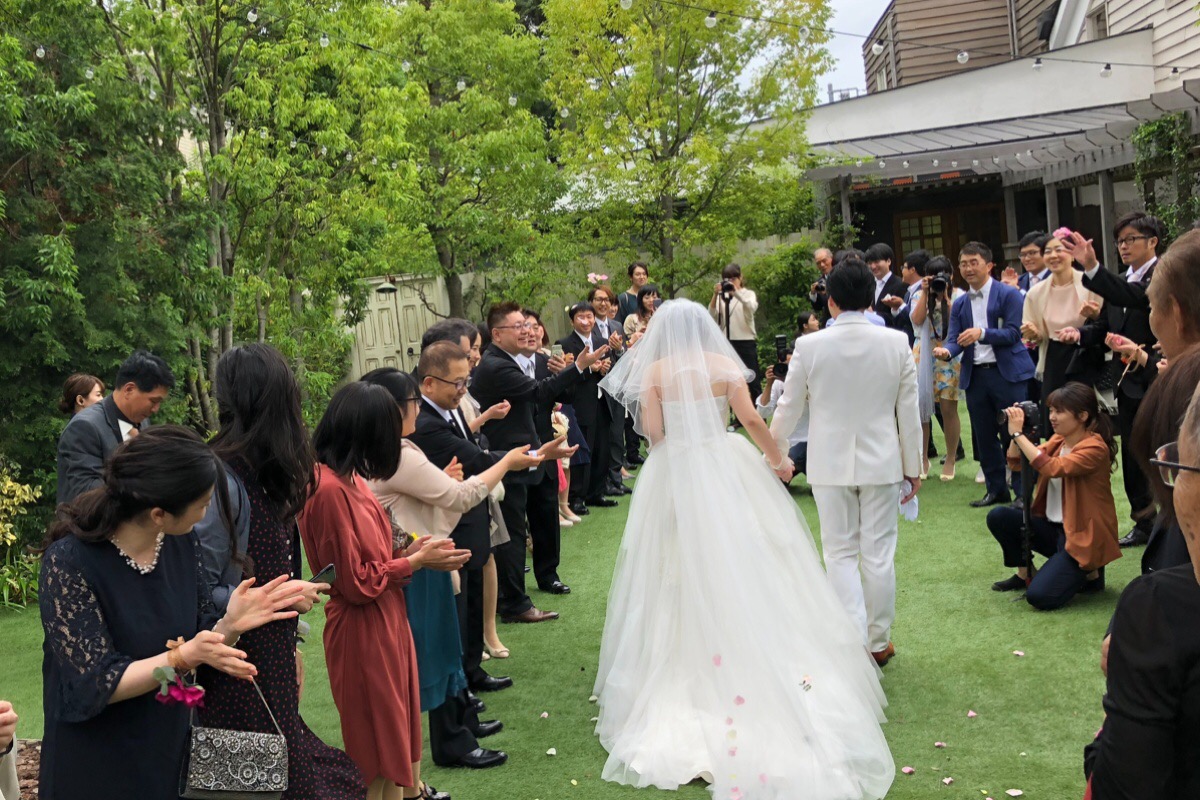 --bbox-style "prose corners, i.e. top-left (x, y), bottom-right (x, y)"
top-left (56, 350), bottom-right (174, 505)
